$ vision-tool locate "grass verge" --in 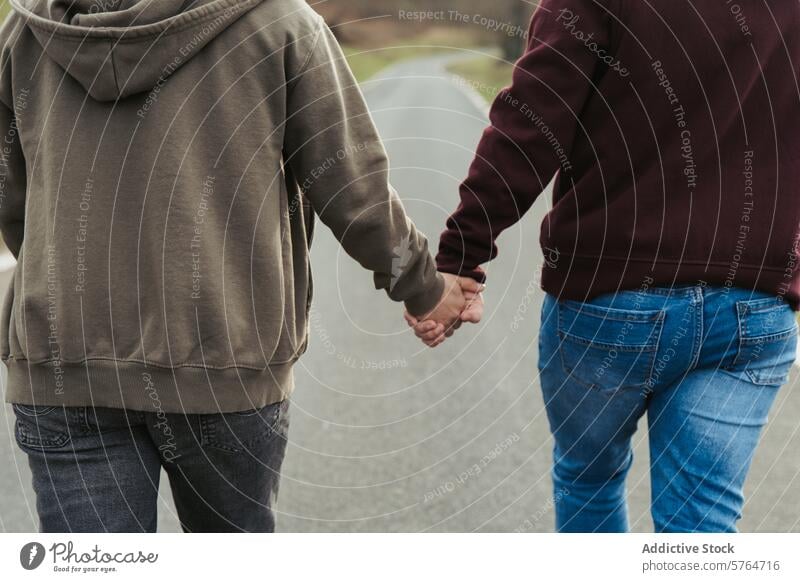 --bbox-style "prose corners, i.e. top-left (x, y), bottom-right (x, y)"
top-left (447, 56), bottom-right (514, 103)
top-left (342, 27), bottom-right (487, 84)
top-left (342, 45), bottom-right (448, 83)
